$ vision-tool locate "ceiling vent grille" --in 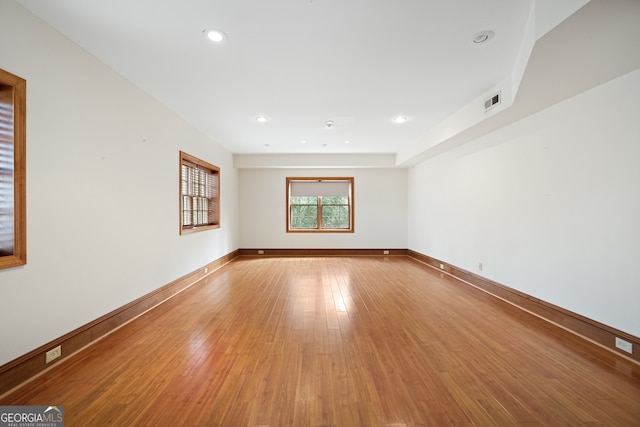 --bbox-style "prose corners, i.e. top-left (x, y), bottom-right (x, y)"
top-left (484, 92), bottom-right (501, 111)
